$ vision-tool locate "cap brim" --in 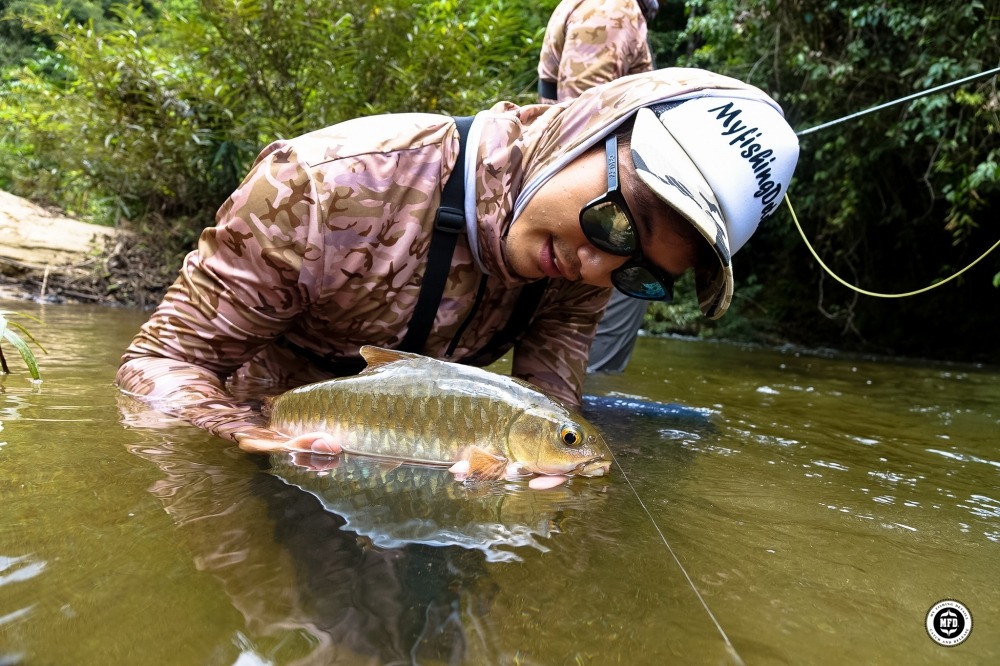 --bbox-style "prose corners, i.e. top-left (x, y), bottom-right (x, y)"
top-left (630, 107), bottom-right (733, 319)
